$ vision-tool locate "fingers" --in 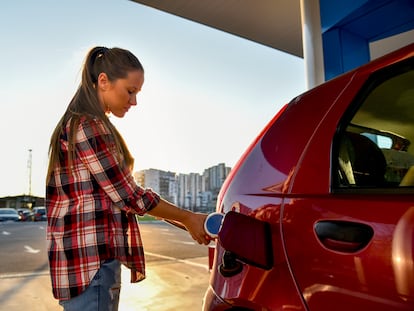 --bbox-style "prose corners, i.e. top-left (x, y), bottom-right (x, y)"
top-left (199, 234), bottom-right (212, 245)
top-left (191, 232), bottom-right (211, 245)
top-left (186, 212), bottom-right (212, 245)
